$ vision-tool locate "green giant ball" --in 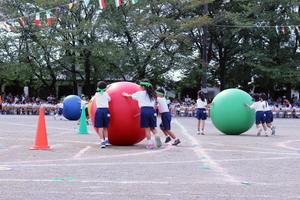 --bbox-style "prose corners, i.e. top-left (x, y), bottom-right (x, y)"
top-left (210, 88), bottom-right (255, 135)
